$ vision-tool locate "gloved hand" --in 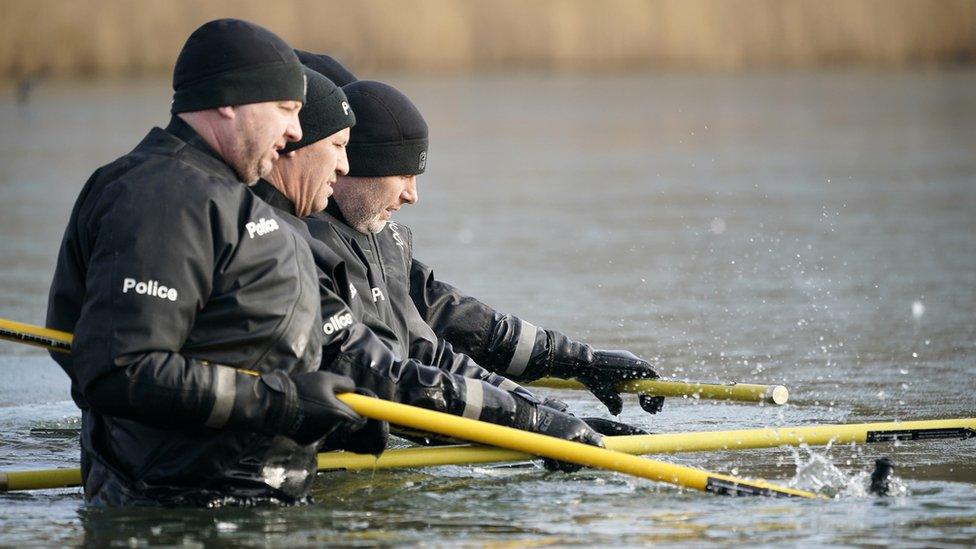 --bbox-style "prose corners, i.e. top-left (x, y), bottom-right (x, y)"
top-left (581, 417), bottom-right (650, 436)
top-left (513, 395), bottom-right (604, 472)
top-left (262, 370), bottom-right (367, 446)
top-left (539, 397), bottom-right (650, 436)
top-left (318, 388), bottom-right (389, 455)
top-left (320, 417), bottom-right (389, 455)
top-left (576, 350), bottom-right (663, 416)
